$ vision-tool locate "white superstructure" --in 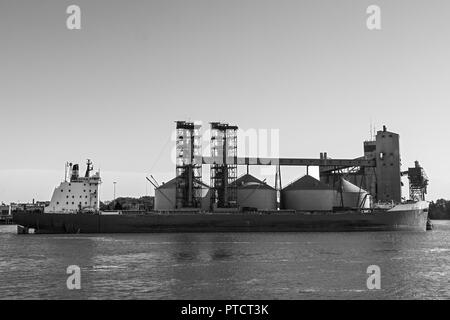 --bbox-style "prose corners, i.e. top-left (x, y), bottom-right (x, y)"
top-left (45, 160), bottom-right (101, 213)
